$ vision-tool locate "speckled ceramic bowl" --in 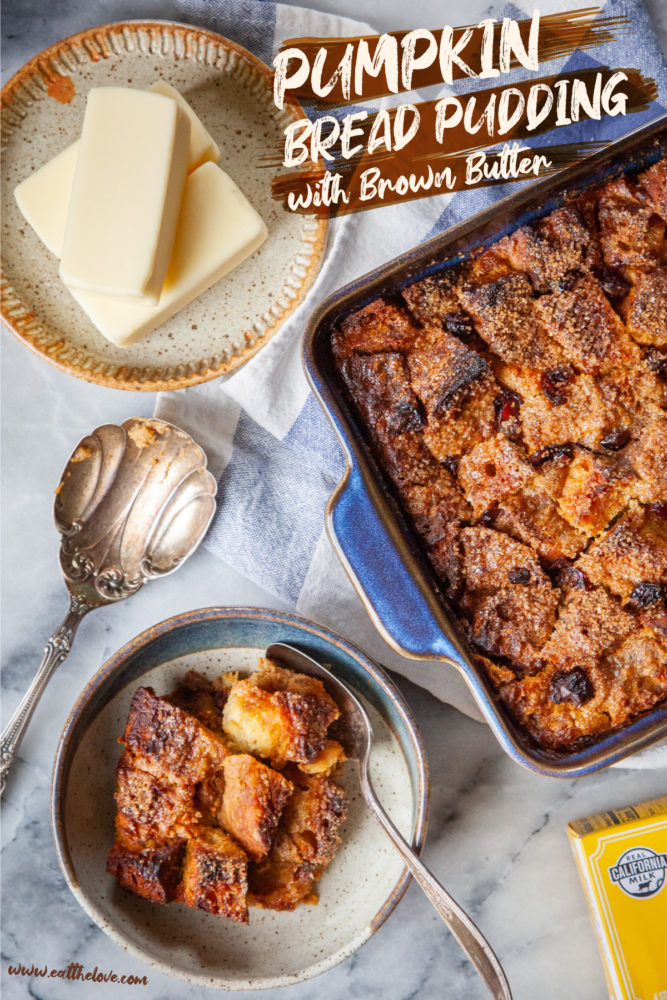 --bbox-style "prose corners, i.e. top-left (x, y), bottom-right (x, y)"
top-left (1, 21), bottom-right (327, 391)
top-left (51, 607), bottom-right (429, 990)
